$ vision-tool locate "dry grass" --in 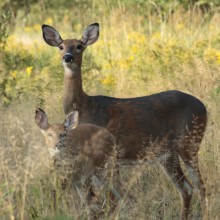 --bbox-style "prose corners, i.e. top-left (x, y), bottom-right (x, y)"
top-left (0, 73), bottom-right (220, 219)
top-left (1, 2), bottom-right (220, 219)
